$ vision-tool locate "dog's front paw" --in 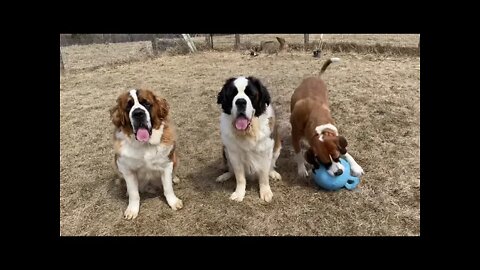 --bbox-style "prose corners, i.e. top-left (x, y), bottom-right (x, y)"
top-left (350, 164), bottom-right (364, 177)
top-left (167, 197), bottom-right (183, 211)
top-left (260, 186), bottom-right (273, 202)
top-left (230, 190), bottom-right (245, 202)
top-left (124, 205), bottom-right (139, 220)
top-left (269, 170), bottom-right (282, 181)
